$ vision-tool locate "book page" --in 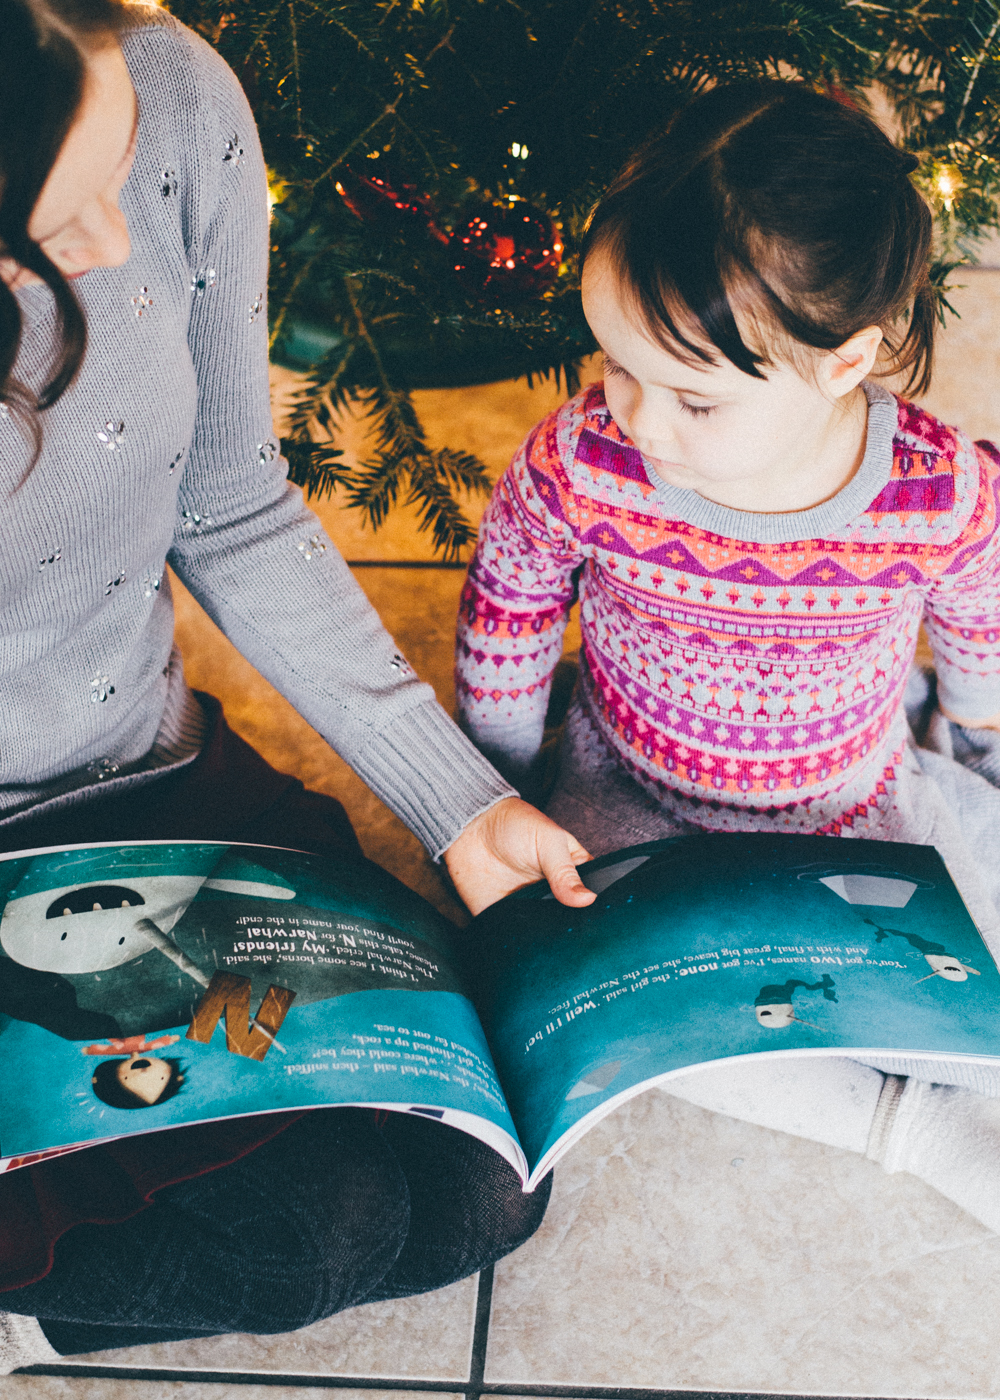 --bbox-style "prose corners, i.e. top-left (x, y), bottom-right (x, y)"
top-left (471, 833), bottom-right (1000, 1184)
top-left (0, 840), bottom-right (521, 1173)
